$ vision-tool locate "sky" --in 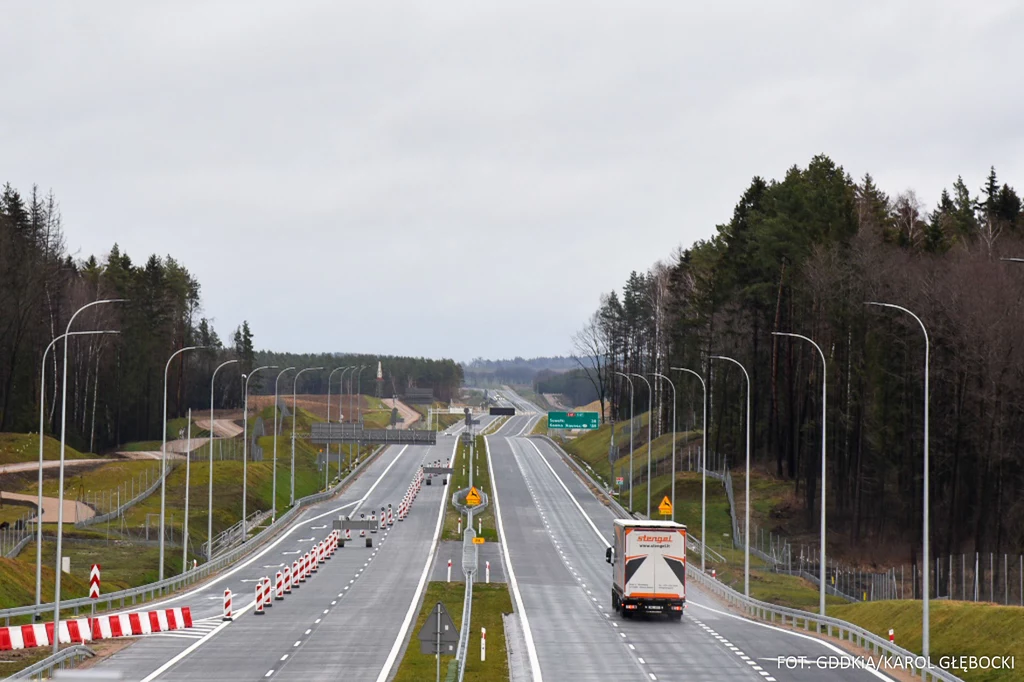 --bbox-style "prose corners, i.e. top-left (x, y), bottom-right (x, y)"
top-left (3, 1), bottom-right (1023, 363)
